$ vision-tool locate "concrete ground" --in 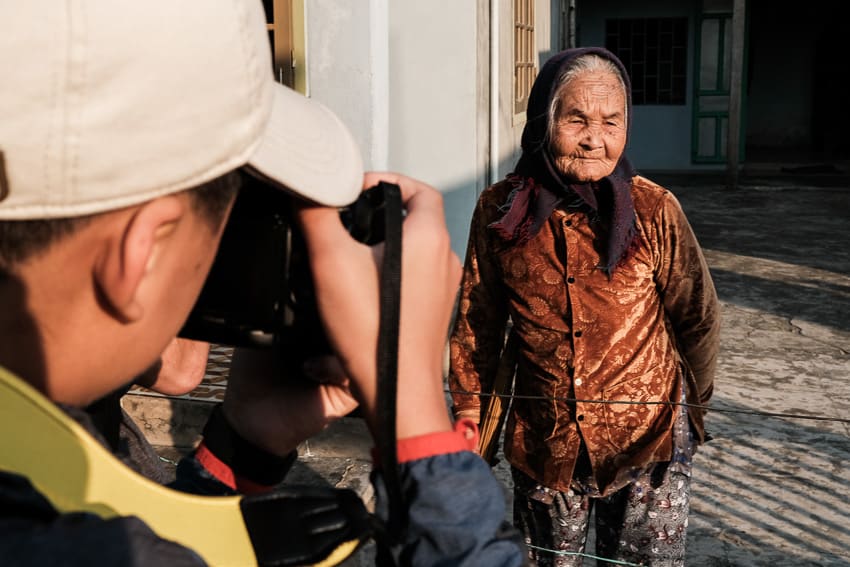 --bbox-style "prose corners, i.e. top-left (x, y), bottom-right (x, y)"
top-left (659, 171), bottom-right (850, 567)
top-left (126, 168), bottom-right (850, 566)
